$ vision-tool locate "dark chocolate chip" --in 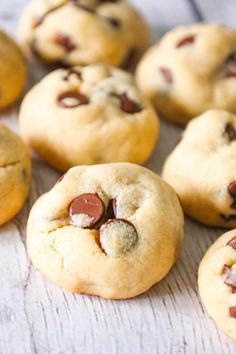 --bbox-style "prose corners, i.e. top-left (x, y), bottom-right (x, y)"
top-left (227, 236), bottom-right (236, 250)
top-left (106, 198), bottom-right (117, 219)
top-left (222, 264), bottom-right (236, 292)
top-left (118, 92), bottom-right (142, 114)
top-left (159, 67), bottom-right (173, 85)
top-left (229, 306), bottom-right (236, 318)
top-left (106, 17), bottom-right (121, 28)
top-left (69, 193), bottom-right (105, 228)
top-left (222, 53), bottom-right (236, 78)
top-left (63, 68), bottom-right (82, 81)
top-left (223, 123), bottom-right (236, 141)
top-left (176, 35), bottom-right (196, 48)
top-left (55, 33), bottom-right (76, 52)
top-left (57, 91), bottom-right (88, 108)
